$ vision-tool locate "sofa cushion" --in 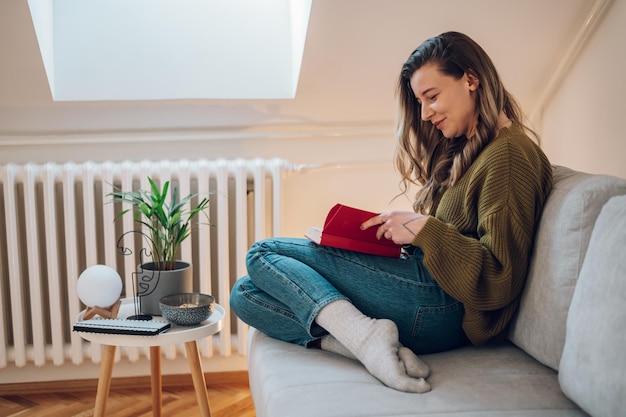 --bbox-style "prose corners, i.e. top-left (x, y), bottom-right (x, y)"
top-left (248, 328), bottom-right (586, 417)
top-left (558, 195), bottom-right (626, 417)
top-left (508, 166), bottom-right (626, 370)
